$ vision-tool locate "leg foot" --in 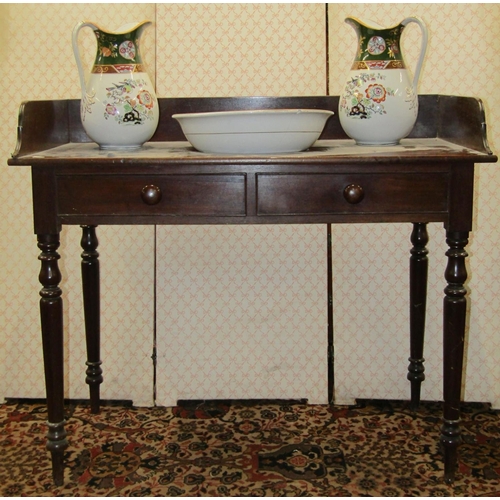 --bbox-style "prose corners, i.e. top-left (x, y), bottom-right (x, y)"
top-left (47, 420), bottom-right (67, 486)
top-left (441, 418), bottom-right (460, 484)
